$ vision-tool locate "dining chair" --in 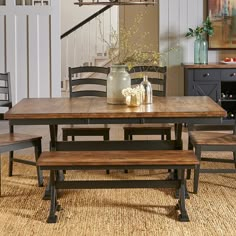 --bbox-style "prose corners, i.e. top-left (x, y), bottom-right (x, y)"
top-left (188, 124), bottom-right (236, 194)
top-left (61, 66), bottom-right (110, 173)
top-left (0, 73), bottom-right (43, 195)
top-left (123, 66), bottom-right (172, 173)
top-left (123, 66), bottom-right (171, 141)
